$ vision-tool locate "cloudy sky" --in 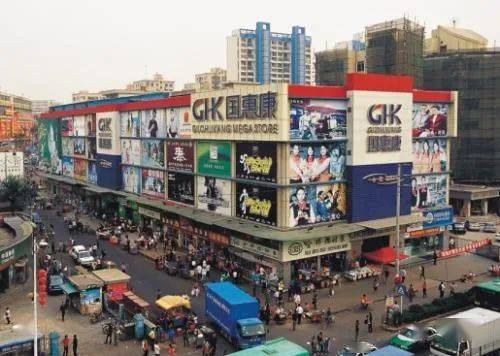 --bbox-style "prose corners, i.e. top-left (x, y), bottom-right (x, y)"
top-left (1, 0), bottom-right (498, 102)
